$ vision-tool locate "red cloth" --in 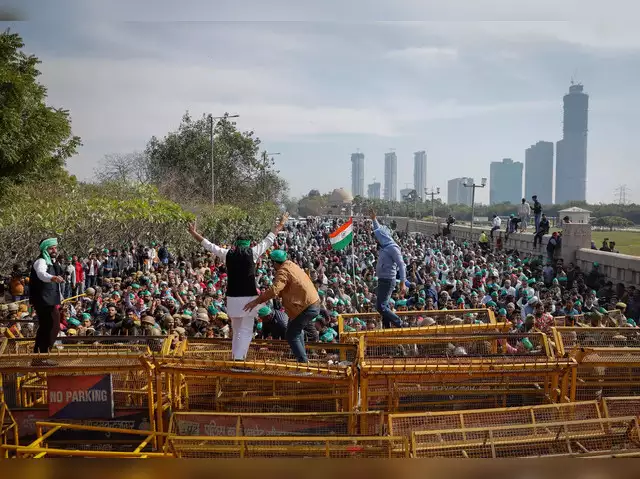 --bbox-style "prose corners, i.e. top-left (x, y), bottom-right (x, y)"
top-left (75, 261), bottom-right (84, 282)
